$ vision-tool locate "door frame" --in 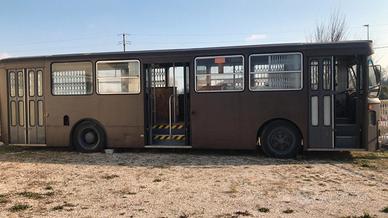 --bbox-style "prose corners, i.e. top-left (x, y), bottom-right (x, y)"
top-left (308, 56), bottom-right (335, 149)
top-left (7, 68), bottom-right (46, 145)
top-left (143, 62), bottom-right (191, 146)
